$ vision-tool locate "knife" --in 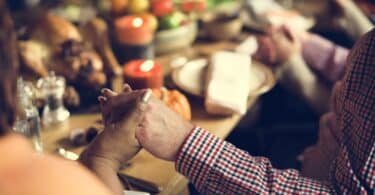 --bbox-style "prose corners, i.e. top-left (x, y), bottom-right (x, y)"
top-left (118, 173), bottom-right (162, 194)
